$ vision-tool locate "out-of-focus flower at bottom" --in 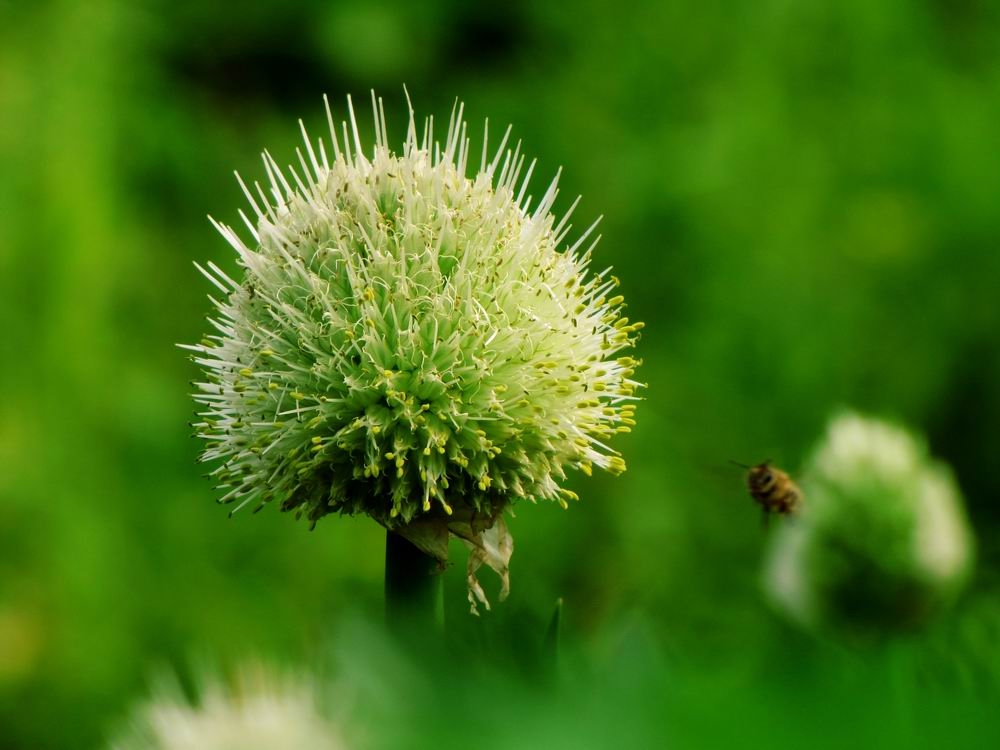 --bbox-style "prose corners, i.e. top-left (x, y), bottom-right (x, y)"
top-left (764, 411), bottom-right (975, 637)
top-left (109, 664), bottom-right (343, 750)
